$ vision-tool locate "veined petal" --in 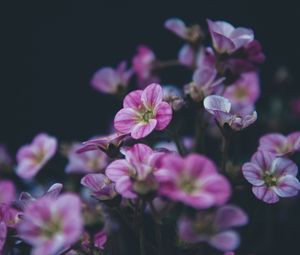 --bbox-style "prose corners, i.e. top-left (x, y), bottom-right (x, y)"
top-left (131, 119), bottom-right (157, 139)
top-left (155, 102), bottom-right (172, 130)
top-left (242, 162), bottom-right (264, 186)
top-left (252, 186), bottom-right (279, 203)
top-left (274, 175), bottom-right (300, 197)
top-left (141, 83), bottom-right (163, 109)
top-left (123, 90), bottom-right (143, 109)
top-left (271, 157), bottom-right (298, 176)
top-left (105, 159), bottom-right (131, 182)
top-left (114, 108), bottom-right (139, 134)
top-left (204, 95), bottom-right (231, 114)
top-left (115, 176), bottom-right (136, 198)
